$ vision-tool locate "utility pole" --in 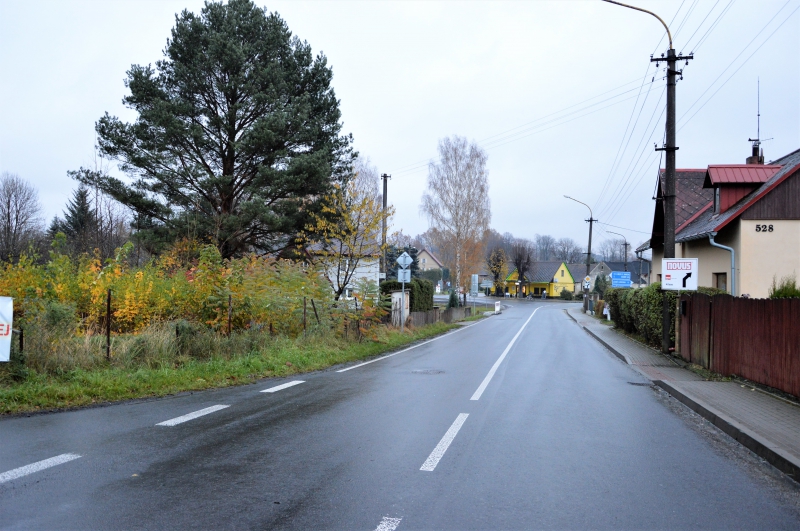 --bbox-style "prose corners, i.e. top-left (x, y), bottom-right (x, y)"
top-left (381, 173), bottom-right (391, 278)
top-left (565, 196), bottom-right (595, 313)
top-left (602, 0), bottom-right (692, 353)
